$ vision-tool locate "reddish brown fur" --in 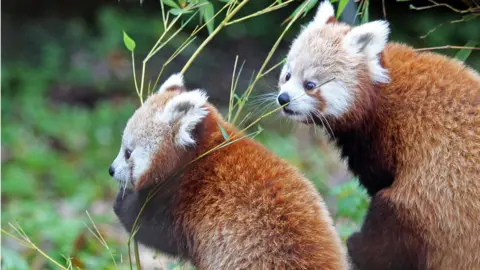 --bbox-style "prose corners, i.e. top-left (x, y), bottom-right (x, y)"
top-left (309, 43), bottom-right (480, 269)
top-left (114, 93), bottom-right (349, 269)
